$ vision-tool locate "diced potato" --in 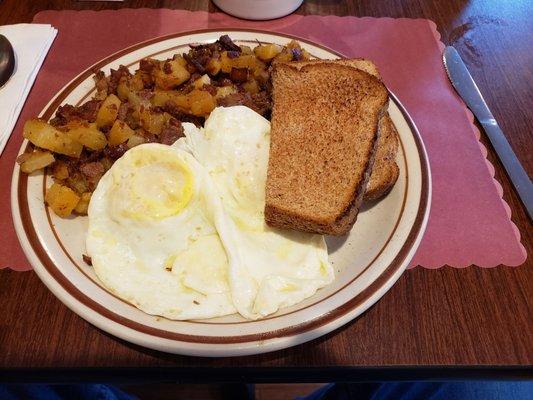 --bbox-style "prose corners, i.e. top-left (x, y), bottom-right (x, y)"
top-left (206, 58), bottom-right (221, 76)
top-left (51, 160), bottom-right (69, 181)
top-left (127, 134), bottom-right (146, 148)
top-left (193, 74), bottom-right (211, 89)
top-left (139, 109), bottom-right (170, 135)
top-left (67, 121), bottom-right (107, 150)
top-left (74, 192), bottom-right (92, 215)
top-left (18, 150), bottom-right (55, 173)
top-left (221, 52), bottom-right (264, 73)
top-left (272, 49), bottom-right (294, 64)
top-left (240, 45), bottom-right (253, 55)
top-left (23, 119), bottom-right (83, 158)
top-left (242, 79), bottom-right (260, 94)
top-left (215, 86), bottom-right (237, 99)
top-left (151, 90), bottom-right (174, 107)
top-left (231, 55), bottom-right (266, 73)
top-left (154, 59), bottom-right (191, 90)
top-left (254, 44), bottom-right (282, 61)
top-left (67, 174), bottom-right (89, 194)
top-left (129, 73), bottom-right (145, 91)
top-left (173, 55), bottom-right (188, 67)
top-left (45, 183), bottom-right (80, 217)
top-left (116, 82), bottom-right (130, 102)
top-left (187, 90), bottom-right (216, 117)
top-left (96, 94), bottom-right (121, 129)
top-left (220, 51), bottom-right (233, 73)
top-left (108, 120), bottom-right (135, 146)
